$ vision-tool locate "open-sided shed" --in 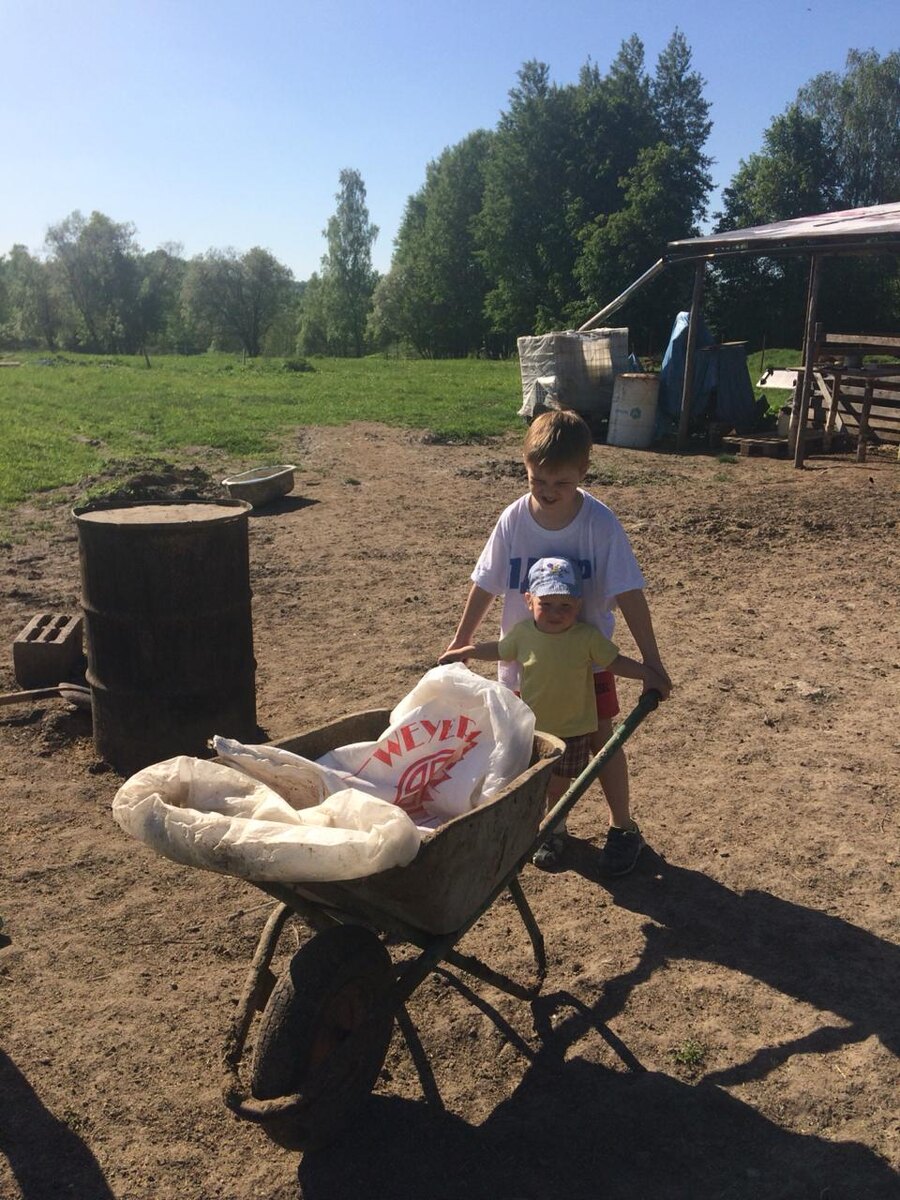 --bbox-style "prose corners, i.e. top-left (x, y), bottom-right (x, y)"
top-left (579, 201), bottom-right (900, 466)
